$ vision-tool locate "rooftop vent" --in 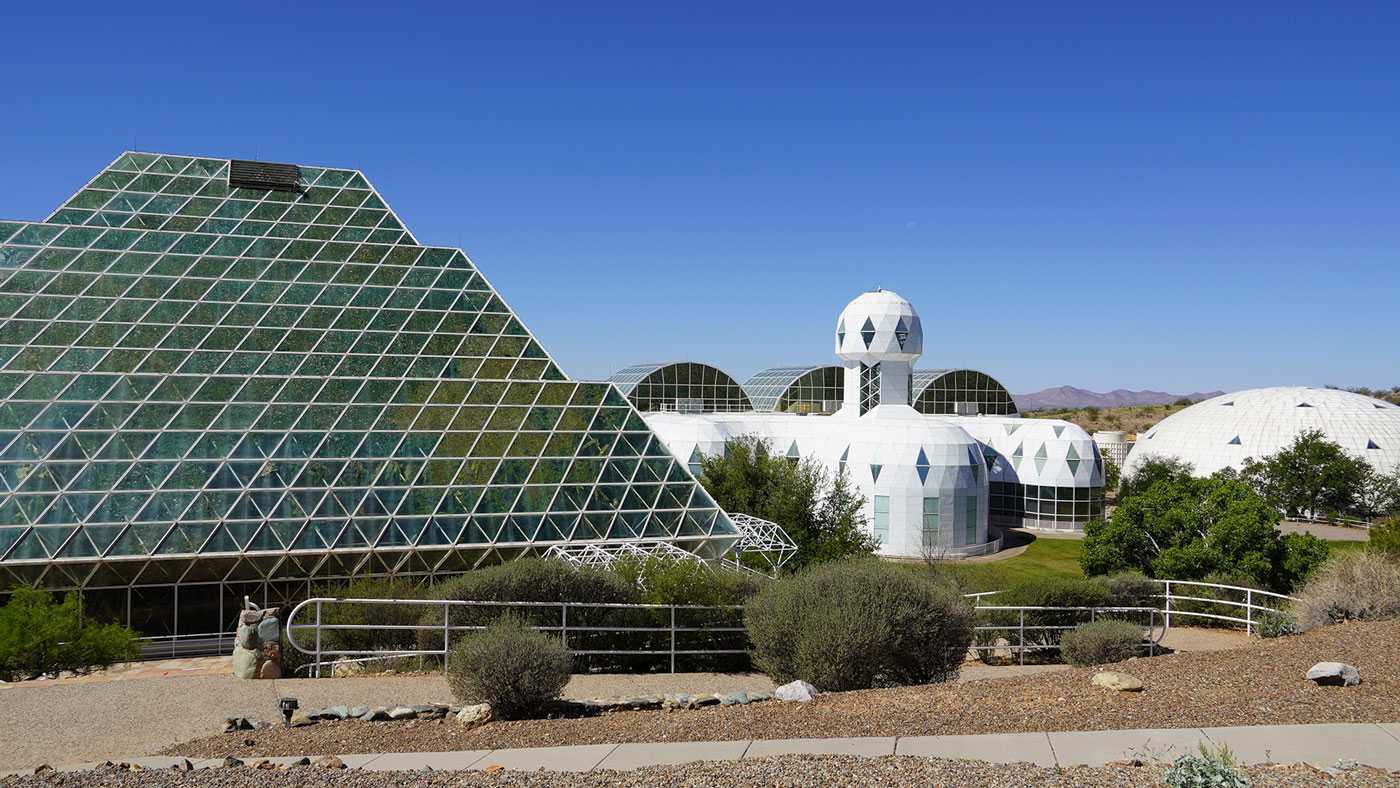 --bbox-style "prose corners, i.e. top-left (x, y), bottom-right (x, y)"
top-left (229, 159), bottom-right (301, 192)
